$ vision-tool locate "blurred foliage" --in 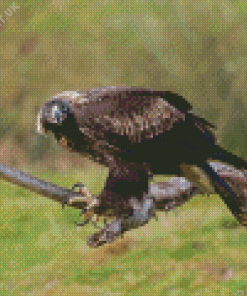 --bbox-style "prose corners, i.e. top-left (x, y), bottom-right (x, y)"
top-left (0, 0), bottom-right (246, 174)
